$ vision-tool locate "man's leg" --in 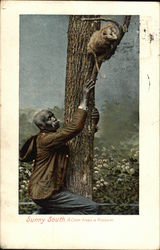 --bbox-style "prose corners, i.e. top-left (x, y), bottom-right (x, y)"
top-left (33, 190), bottom-right (100, 215)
